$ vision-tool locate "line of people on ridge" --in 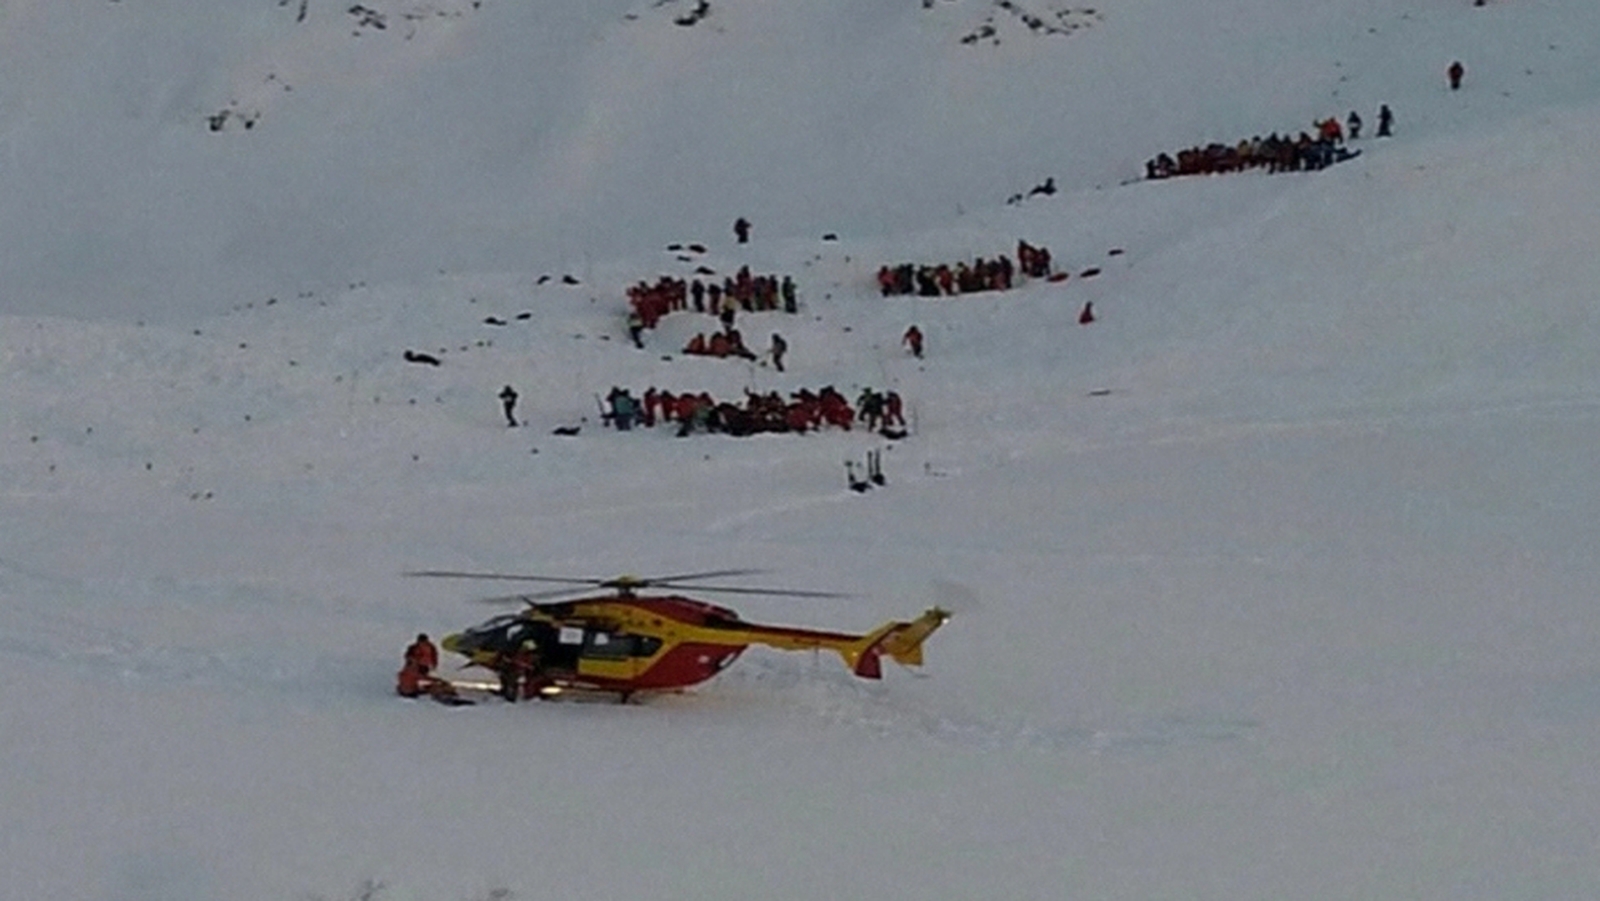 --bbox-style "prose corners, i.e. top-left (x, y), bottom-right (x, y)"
top-left (877, 240), bottom-right (1056, 298)
top-left (1144, 106), bottom-right (1392, 180)
top-left (602, 385), bottom-right (904, 438)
